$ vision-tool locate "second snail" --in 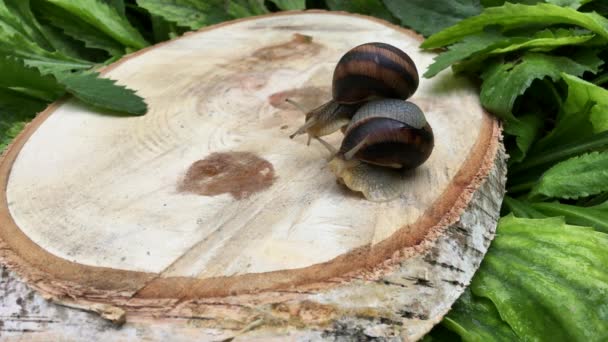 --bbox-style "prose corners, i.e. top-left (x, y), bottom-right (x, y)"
top-left (289, 42), bottom-right (434, 202)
